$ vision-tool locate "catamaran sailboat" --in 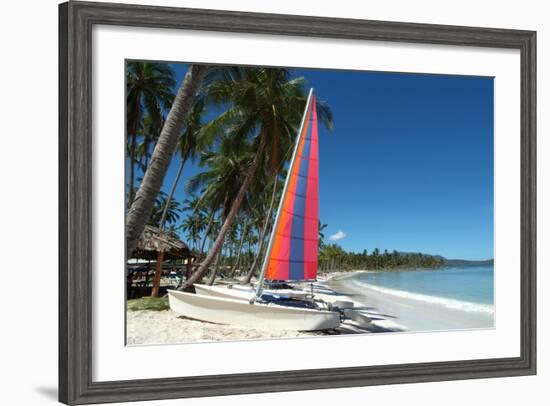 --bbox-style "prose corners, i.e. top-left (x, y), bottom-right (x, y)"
top-left (168, 89), bottom-right (344, 331)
